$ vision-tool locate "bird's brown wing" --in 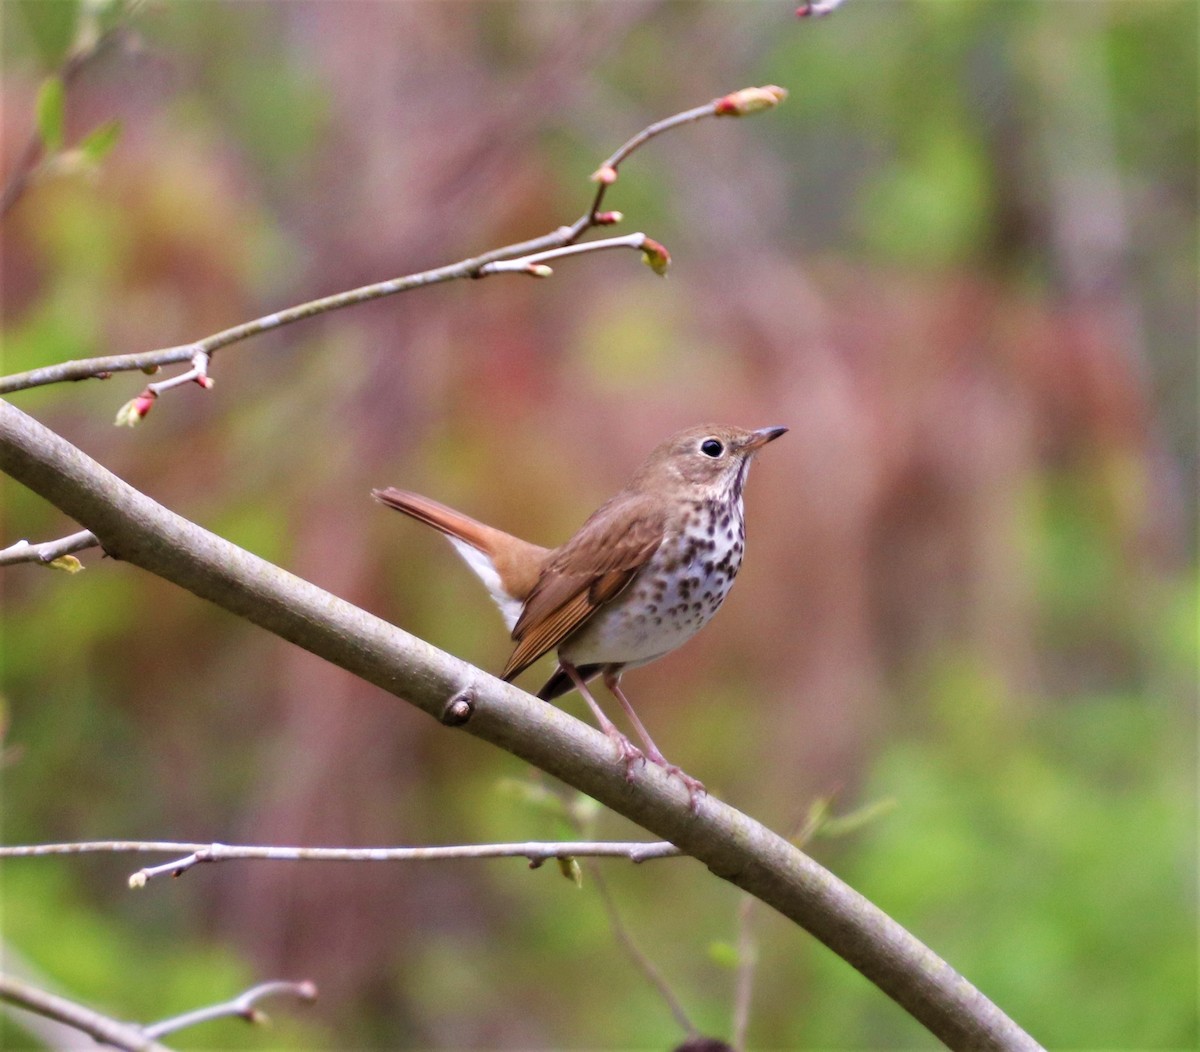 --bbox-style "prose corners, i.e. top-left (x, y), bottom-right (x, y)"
top-left (501, 494), bottom-right (665, 682)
